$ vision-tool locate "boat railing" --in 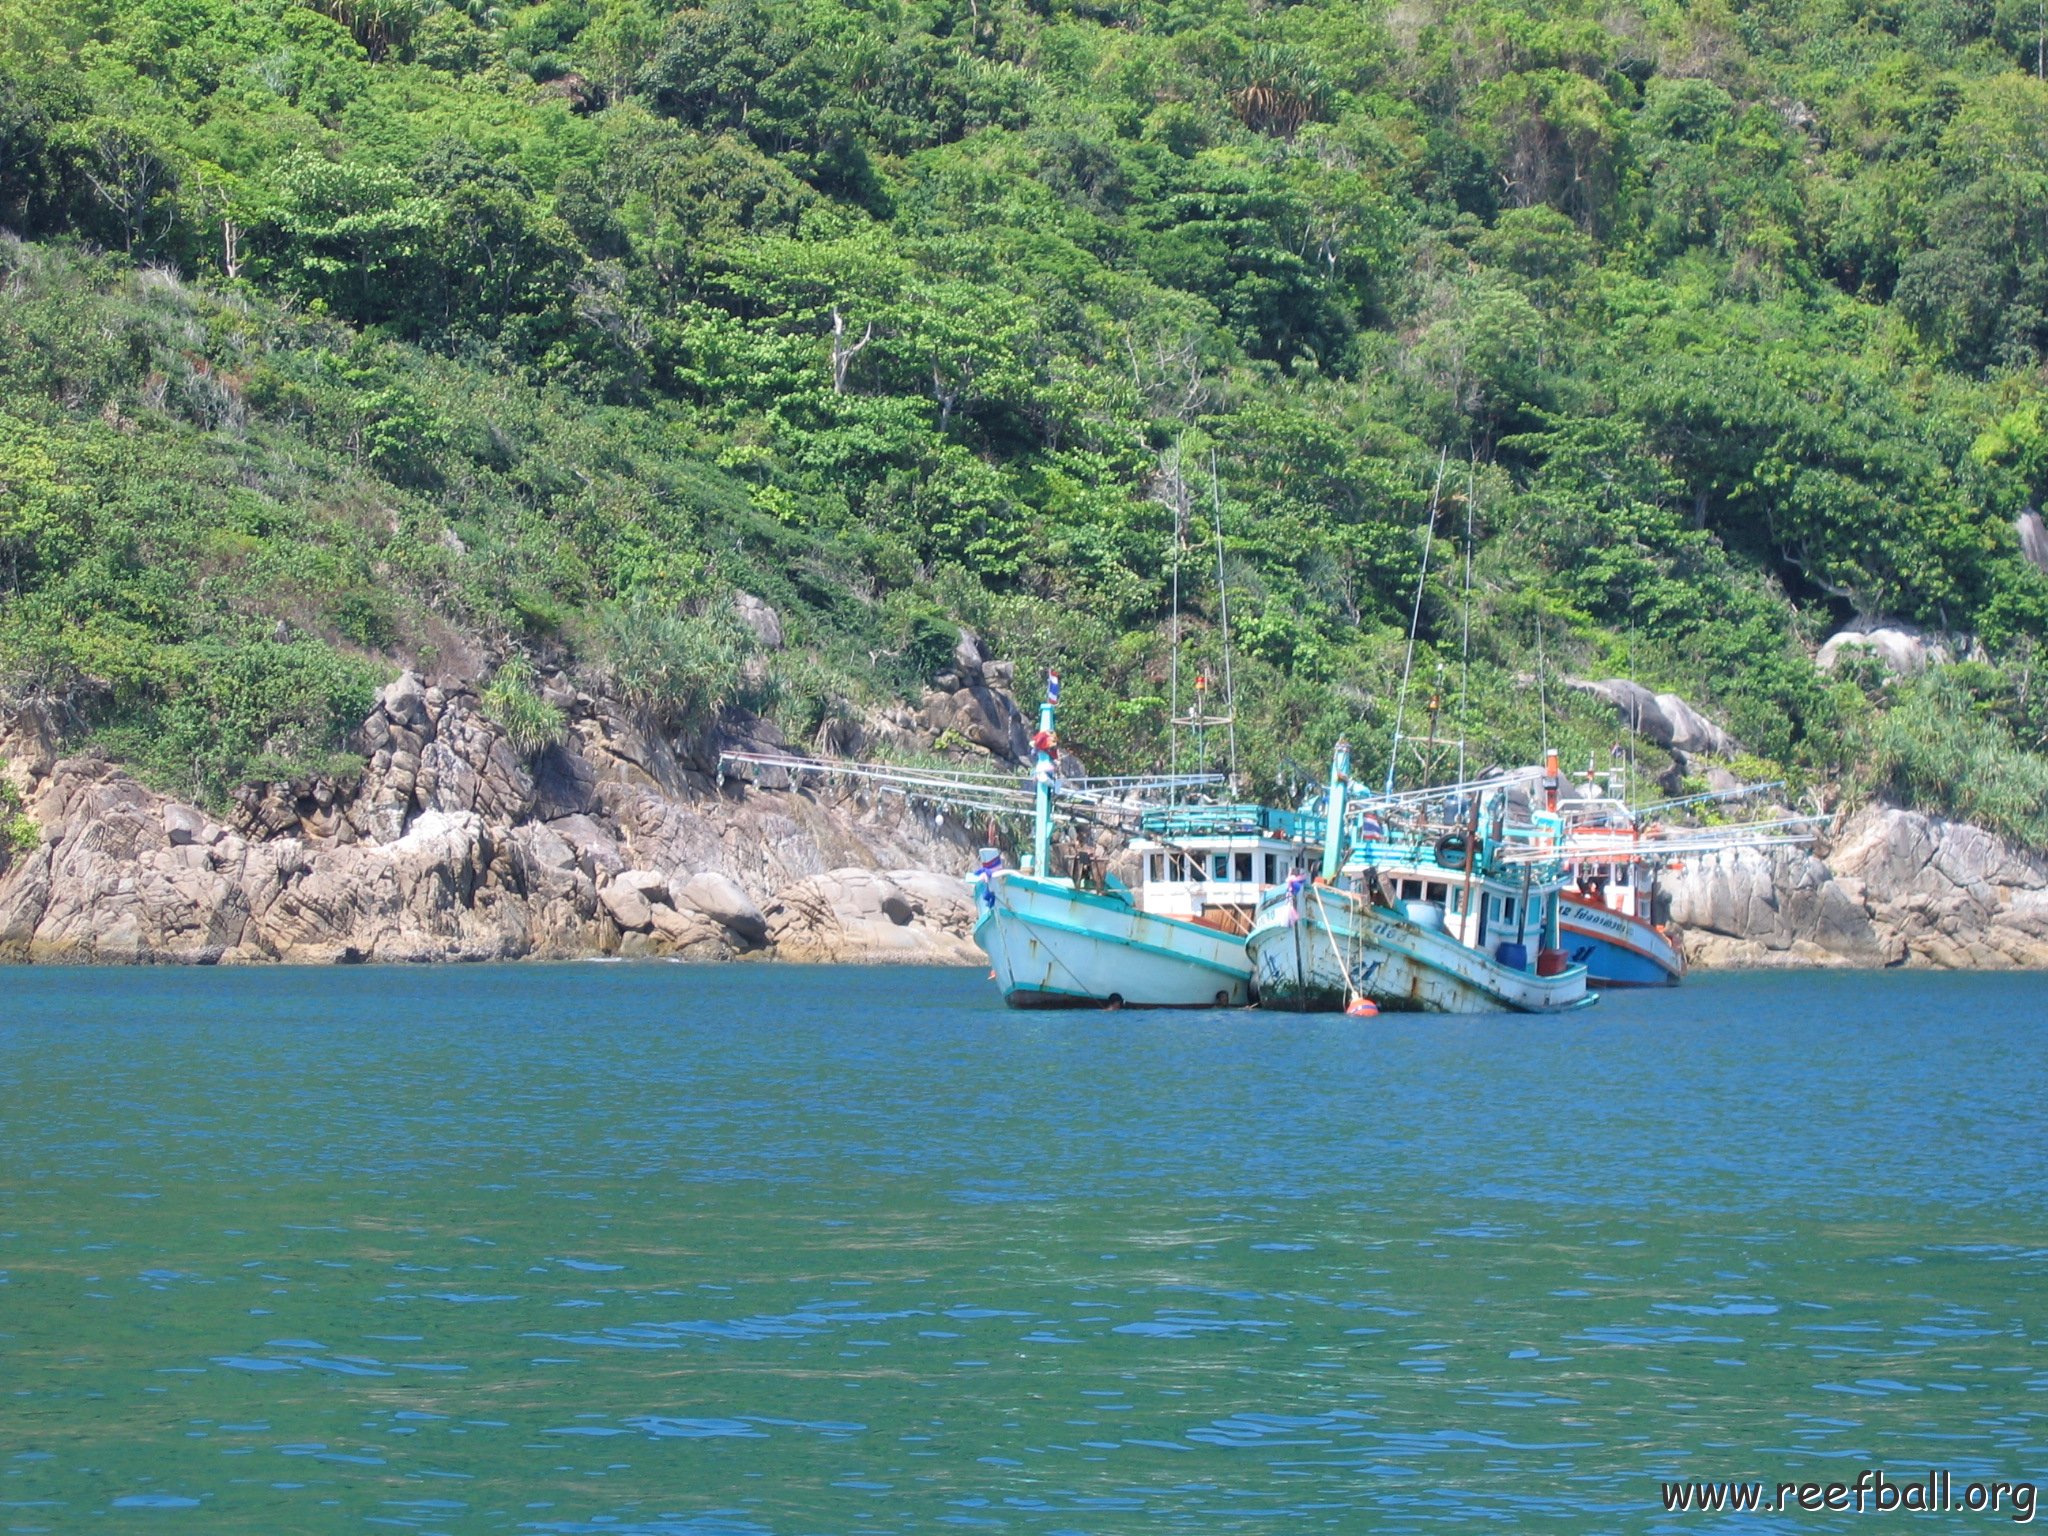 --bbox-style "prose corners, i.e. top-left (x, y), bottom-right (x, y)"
top-left (1137, 803), bottom-right (1320, 842)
